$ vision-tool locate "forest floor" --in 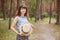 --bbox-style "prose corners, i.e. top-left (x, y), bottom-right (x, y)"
top-left (0, 18), bottom-right (60, 40)
top-left (29, 22), bottom-right (60, 40)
